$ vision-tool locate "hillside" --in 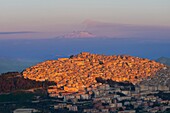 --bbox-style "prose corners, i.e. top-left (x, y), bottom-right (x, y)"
top-left (139, 66), bottom-right (170, 88)
top-left (0, 72), bottom-right (56, 93)
top-left (156, 57), bottom-right (170, 66)
top-left (22, 52), bottom-right (166, 92)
